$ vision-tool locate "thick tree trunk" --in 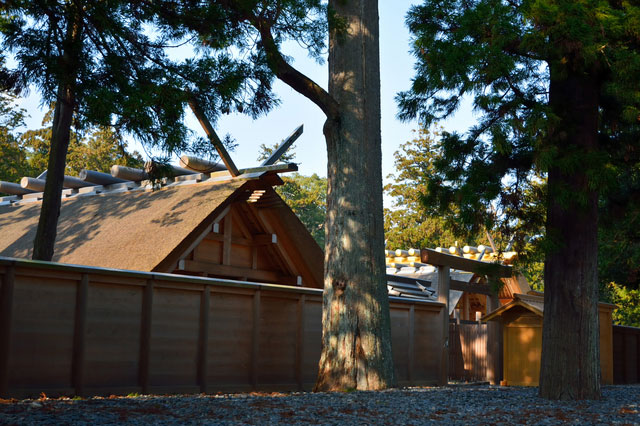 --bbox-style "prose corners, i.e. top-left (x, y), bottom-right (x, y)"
top-left (32, 85), bottom-right (76, 260)
top-left (32, 10), bottom-right (81, 261)
top-left (314, 0), bottom-right (395, 391)
top-left (539, 70), bottom-right (601, 400)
